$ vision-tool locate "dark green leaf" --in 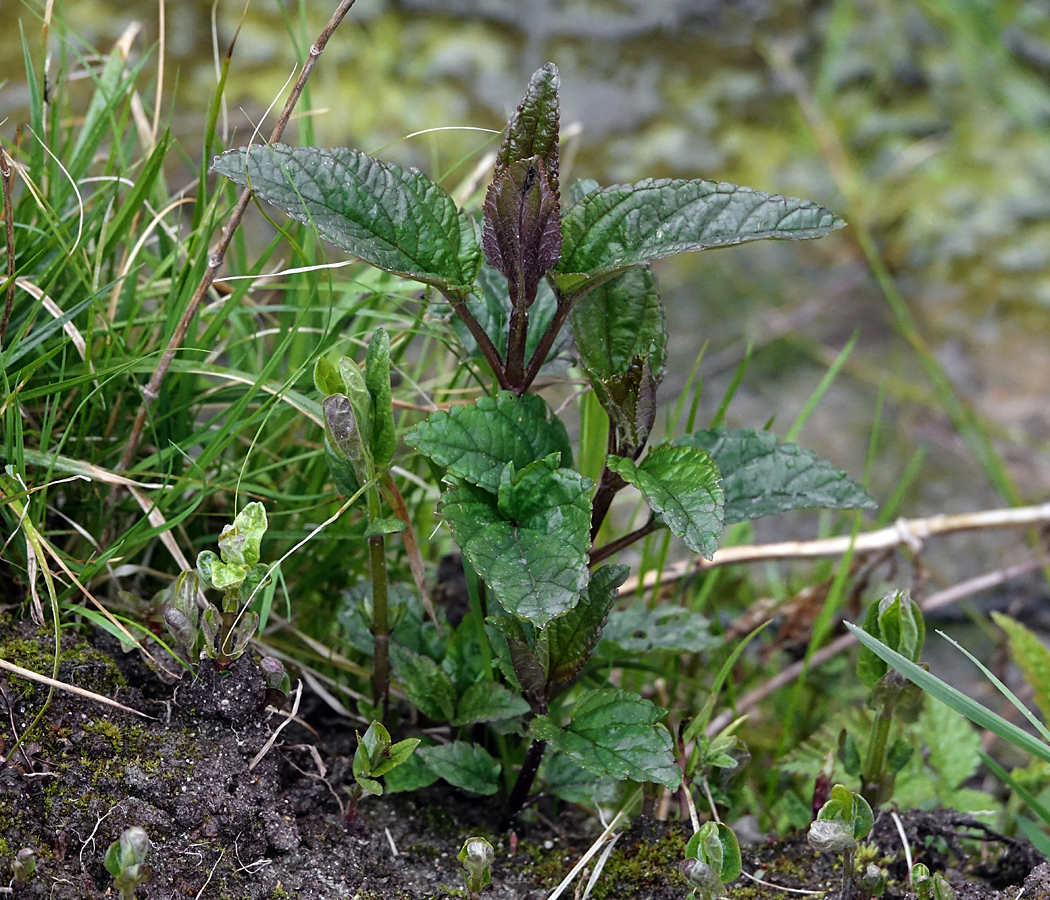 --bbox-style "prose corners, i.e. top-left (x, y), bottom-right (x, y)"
top-left (572, 265), bottom-right (665, 453)
top-left (486, 616), bottom-right (546, 699)
top-left (886, 738), bottom-right (914, 776)
top-left (545, 565), bottom-right (629, 684)
top-left (390, 644), bottom-right (456, 722)
top-left (677, 426), bottom-right (876, 523)
top-left (405, 392), bottom-right (572, 493)
top-left (440, 460), bottom-right (591, 626)
top-left (365, 329), bottom-right (396, 469)
top-left (571, 265), bottom-right (666, 378)
top-left (452, 681), bottom-right (531, 726)
top-left (417, 741), bottom-right (501, 795)
top-left (553, 179), bottom-right (844, 295)
top-left (599, 601), bottom-right (718, 655)
top-left (212, 144), bottom-right (481, 291)
top-left (529, 688), bottom-right (681, 789)
top-left (494, 62), bottom-right (560, 198)
top-left (483, 157), bottom-right (562, 308)
top-left (608, 443), bottom-right (723, 557)
top-left (363, 517), bottom-right (407, 538)
top-left (324, 440), bottom-right (362, 497)
top-left (541, 753), bottom-right (620, 805)
top-left (838, 730), bottom-right (862, 778)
